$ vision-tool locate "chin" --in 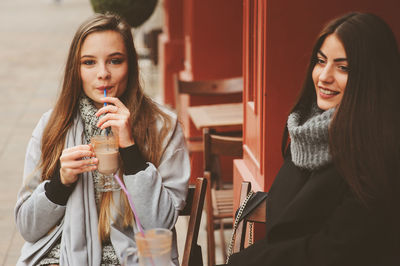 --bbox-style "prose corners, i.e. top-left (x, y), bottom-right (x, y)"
top-left (317, 100), bottom-right (335, 111)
